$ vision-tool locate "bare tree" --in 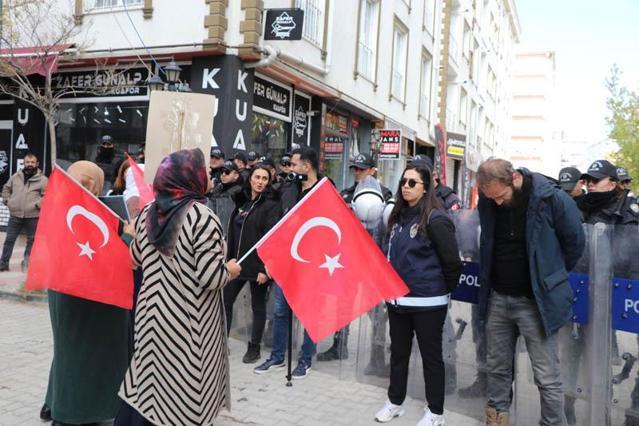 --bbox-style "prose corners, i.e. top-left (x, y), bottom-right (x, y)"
top-left (0, 0), bottom-right (140, 168)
